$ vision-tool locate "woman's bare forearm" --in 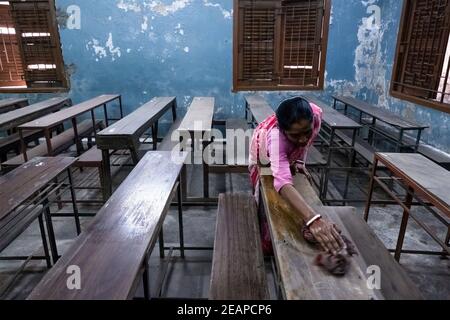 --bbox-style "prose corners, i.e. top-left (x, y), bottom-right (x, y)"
top-left (279, 184), bottom-right (316, 222)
